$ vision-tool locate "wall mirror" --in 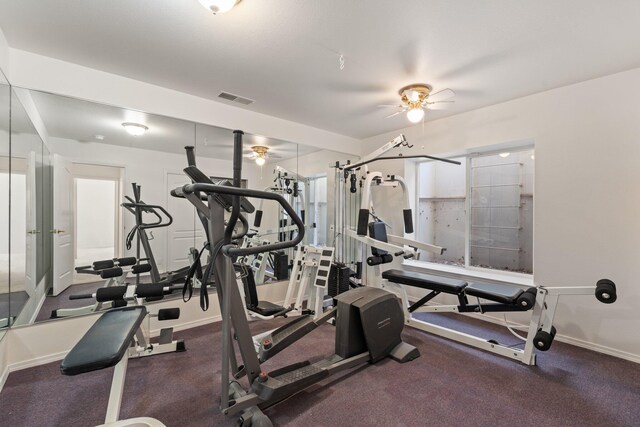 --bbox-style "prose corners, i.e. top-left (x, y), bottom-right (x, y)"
top-left (0, 69), bottom-right (9, 337)
top-left (0, 88), bottom-right (355, 326)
